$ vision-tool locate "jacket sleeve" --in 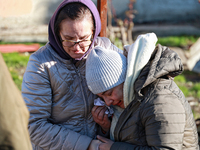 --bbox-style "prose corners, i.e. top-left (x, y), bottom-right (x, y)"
top-left (141, 84), bottom-right (186, 149)
top-left (22, 54), bottom-right (92, 150)
top-left (111, 142), bottom-right (137, 150)
top-left (111, 83), bottom-right (186, 150)
top-left (96, 125), bottom-right (110, 138)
